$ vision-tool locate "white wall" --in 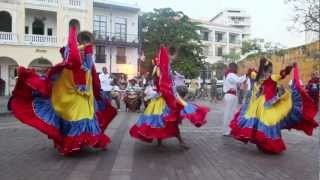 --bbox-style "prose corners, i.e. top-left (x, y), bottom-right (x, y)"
top-left (93, 7), bottom-right (139, 35)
